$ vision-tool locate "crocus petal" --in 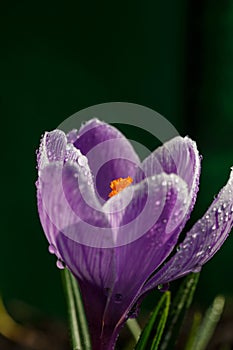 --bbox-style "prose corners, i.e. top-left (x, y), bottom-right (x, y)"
top-left (56, 233), bottom-right (118, 349)
top-left (74, 119), bottom-right (141, 201)
top-left (54, 161), bottom-right (117, 349)
top-left (36, 130), bottom-right (67, 254)
top-left (37, 128), bottom-right (115, 251)
top-left (100, 173), bottom-right (189, 336)
top-left (141, 168), bottom-right (233, 293)
top-left (135, 136), bottom-right (201, 229)
top-left (38, 159), bottom-right (114, 248)
top-left (37, 130), bottom-right (67, 172)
